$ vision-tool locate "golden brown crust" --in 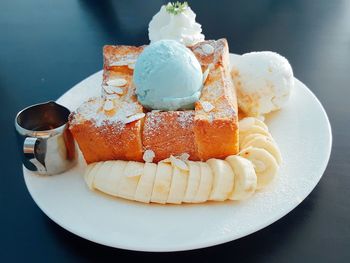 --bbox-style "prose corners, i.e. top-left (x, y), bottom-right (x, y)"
top-left (192, 39), bottom-right (239, 159)
top-left (69, 39), bottom-right (239, 163)
top-left (142, 111), bottom-right (199, 162)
